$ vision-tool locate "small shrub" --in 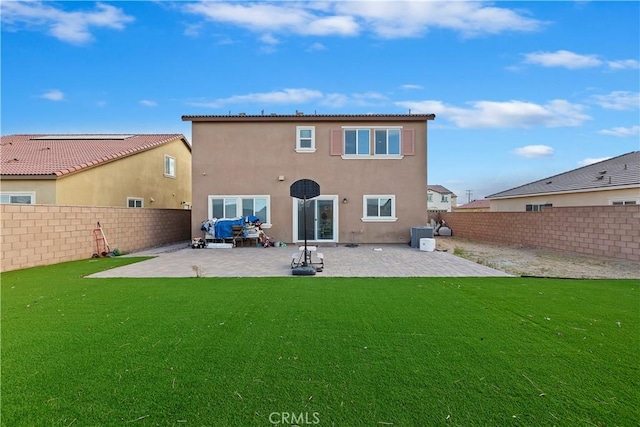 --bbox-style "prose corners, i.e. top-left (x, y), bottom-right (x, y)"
top-left (191, 264), bottom-right (204, 278)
